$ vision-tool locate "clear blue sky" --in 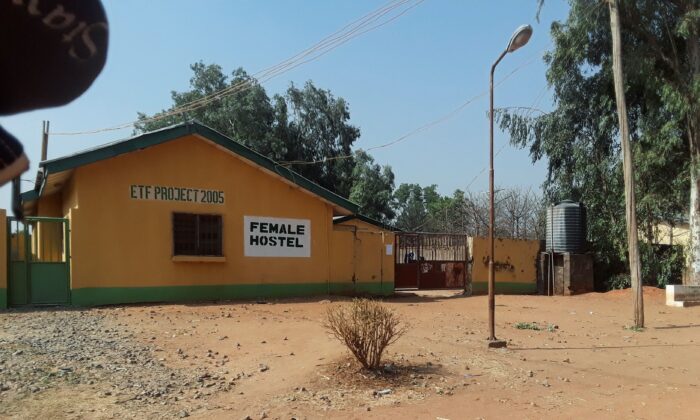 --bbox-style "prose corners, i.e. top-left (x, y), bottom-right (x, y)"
top-left (0, 0), bottom-right (571, 211)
